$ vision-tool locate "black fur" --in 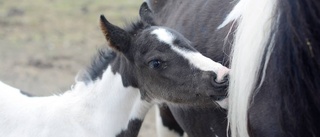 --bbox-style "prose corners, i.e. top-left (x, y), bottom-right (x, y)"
top-left (81, 49), bottom-right (116, 82)
top-left (115, 119), bottom-right (143, 137)
top-left (148, 0), bottom-right (320, 136)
